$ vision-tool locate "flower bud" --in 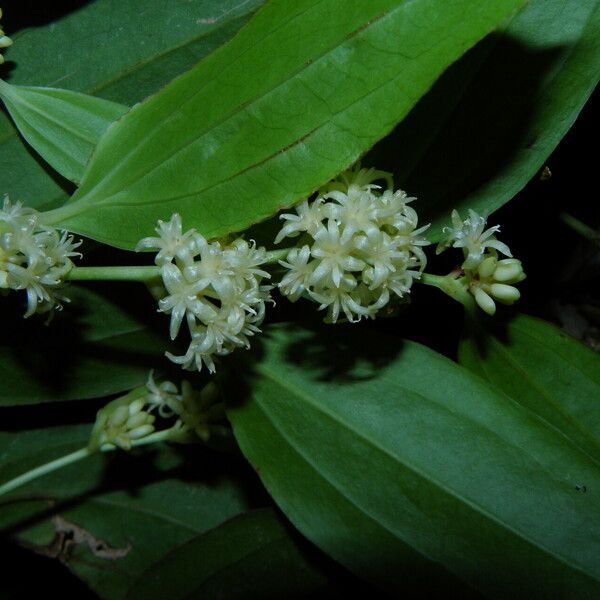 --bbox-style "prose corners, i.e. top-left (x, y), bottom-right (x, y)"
top-left (493, 259), bottom-right (526, 284)
top-left (489, 283), bottom-right (520, 304)
top-left (474, 288), bottom-right (496, 316)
